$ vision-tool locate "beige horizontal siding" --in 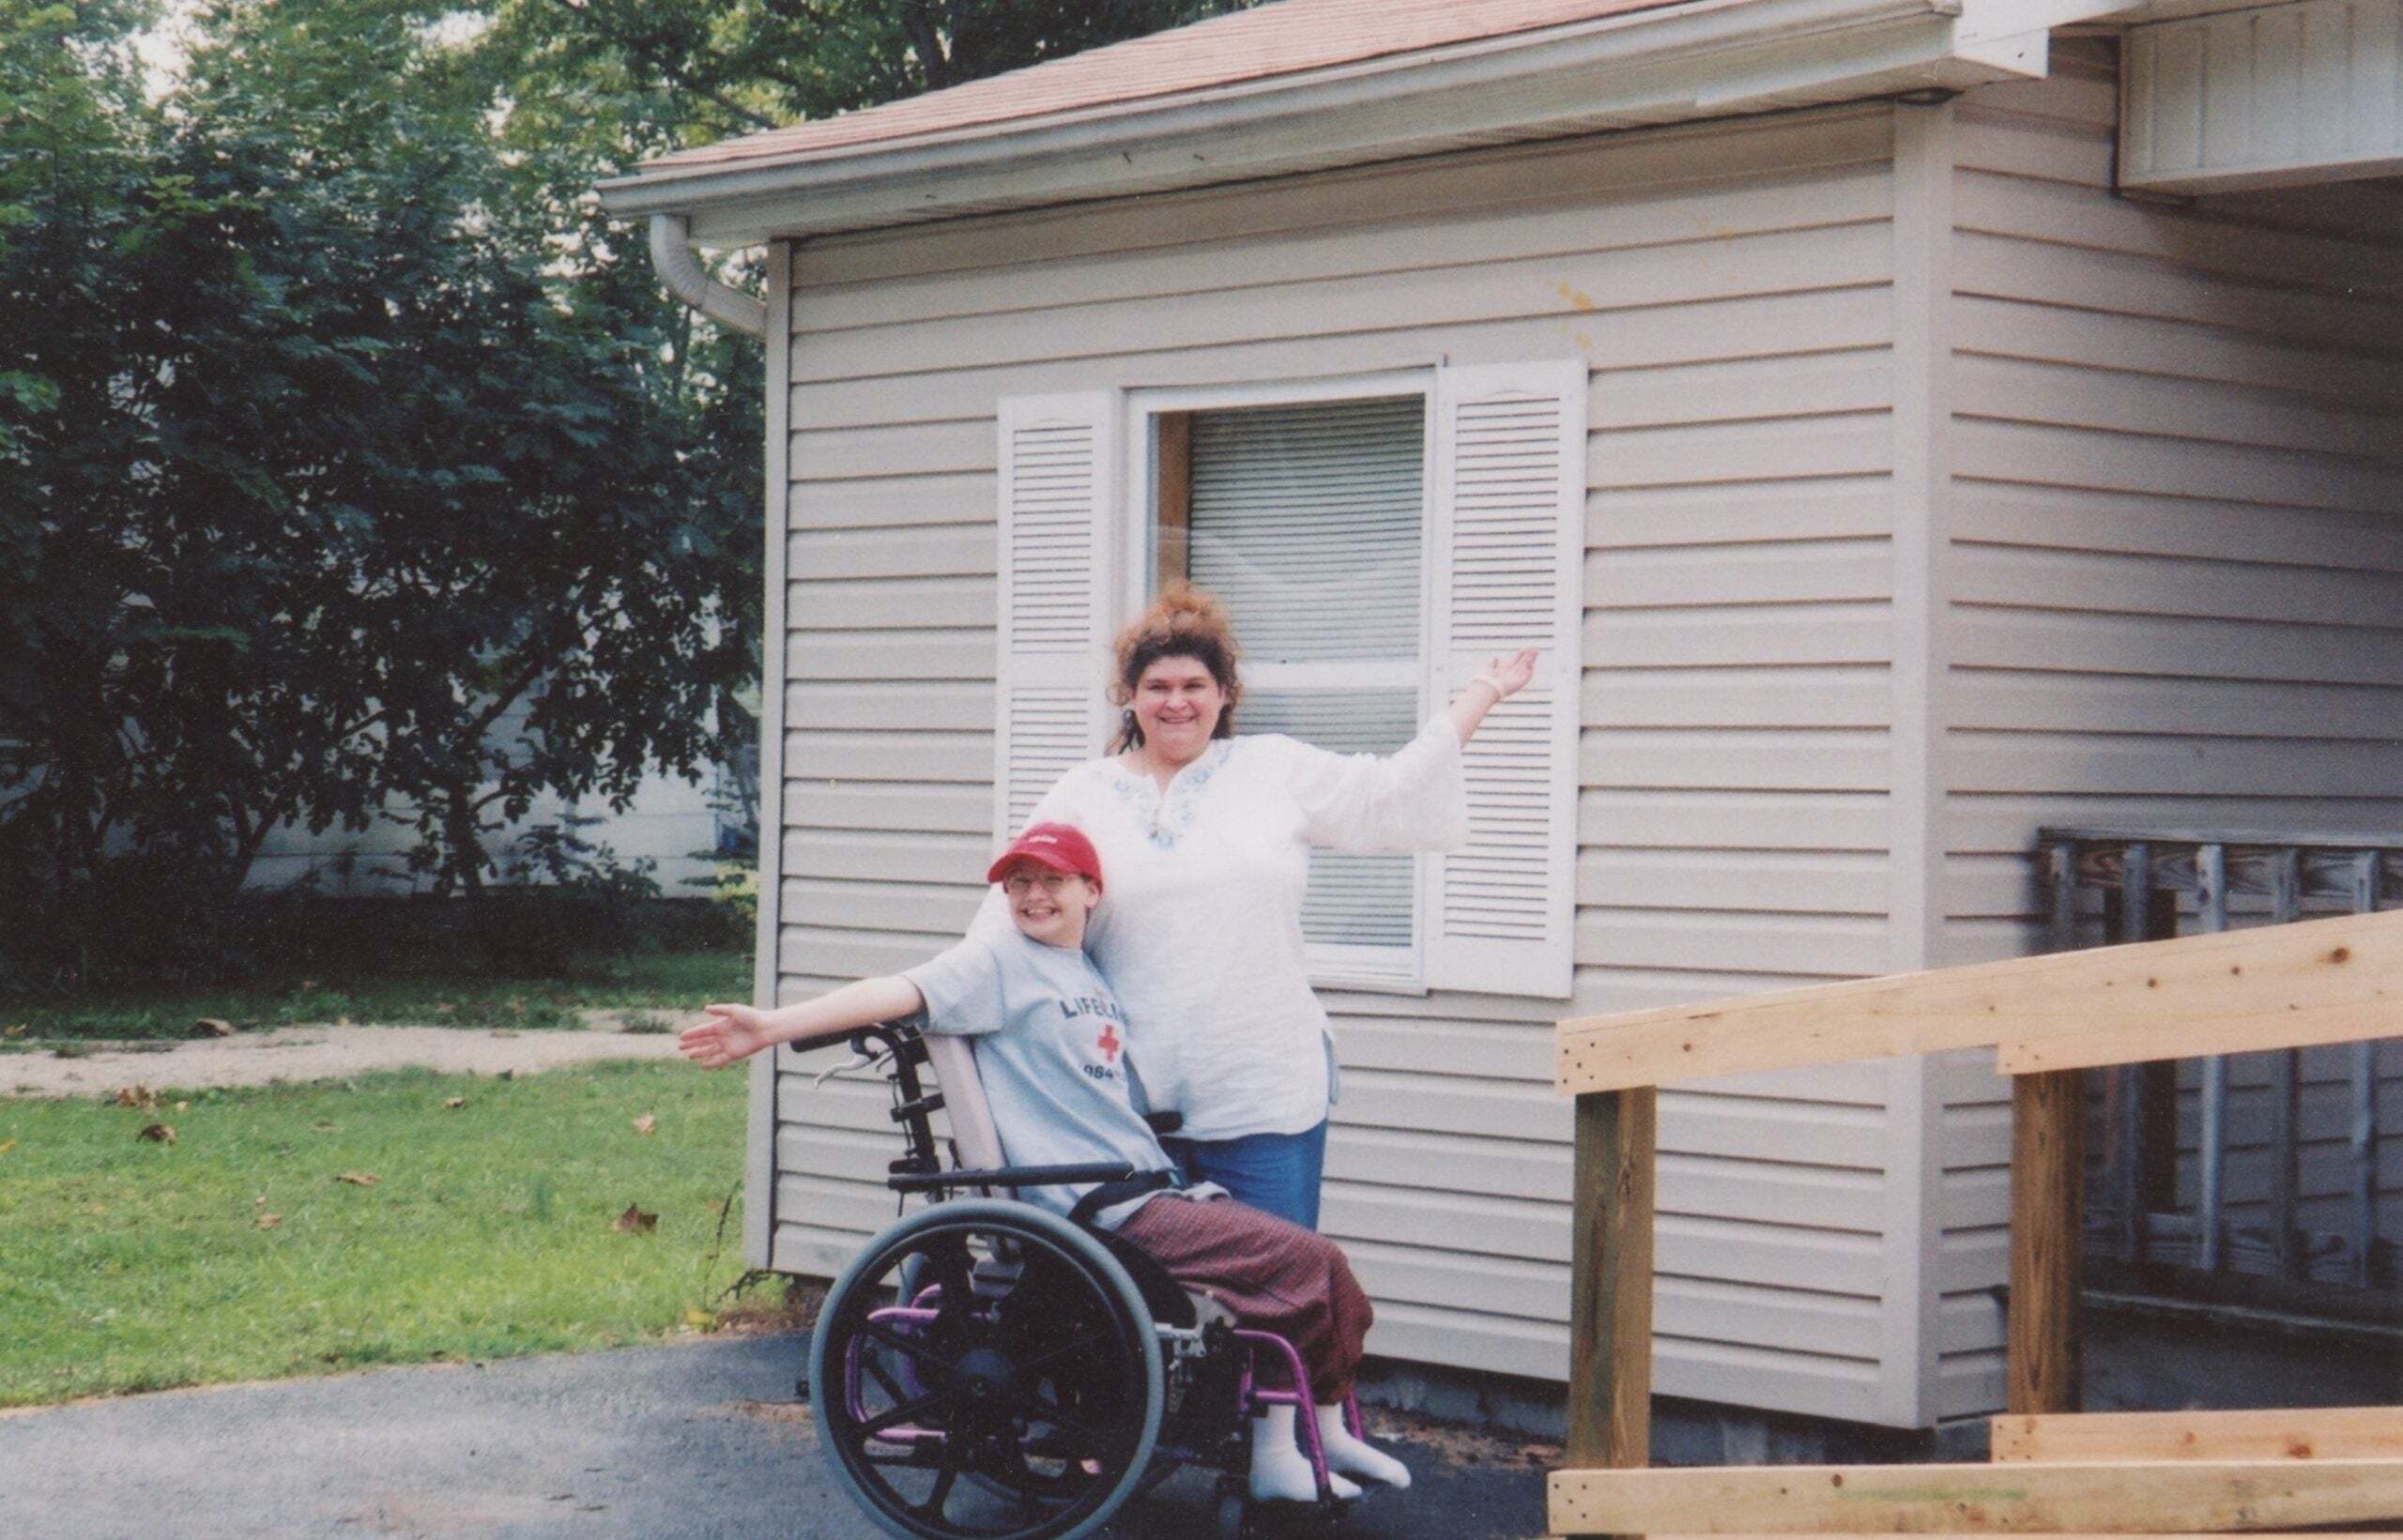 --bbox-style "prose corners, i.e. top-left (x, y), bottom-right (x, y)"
top-left (1929, 40), bottom-right (2403, 1421)
top-left (769, 103), bottom-right (1909, 1426)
